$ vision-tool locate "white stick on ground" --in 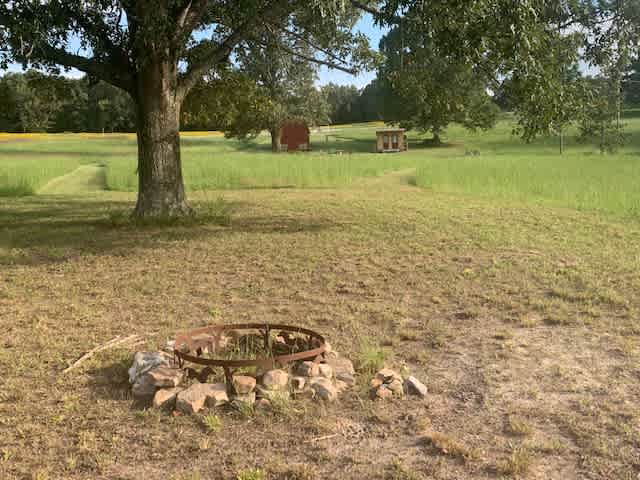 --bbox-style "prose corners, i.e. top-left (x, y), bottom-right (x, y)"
top-left (63, 334), bottom-right (142, 373)
top-left (303, 434), bottom-right (339, 444)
